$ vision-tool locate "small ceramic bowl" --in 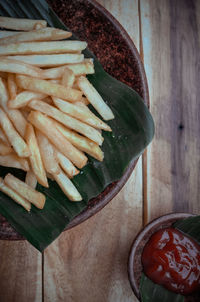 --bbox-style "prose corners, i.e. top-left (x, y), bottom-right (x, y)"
top-left (128, 212), bottom-right (195, 300)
